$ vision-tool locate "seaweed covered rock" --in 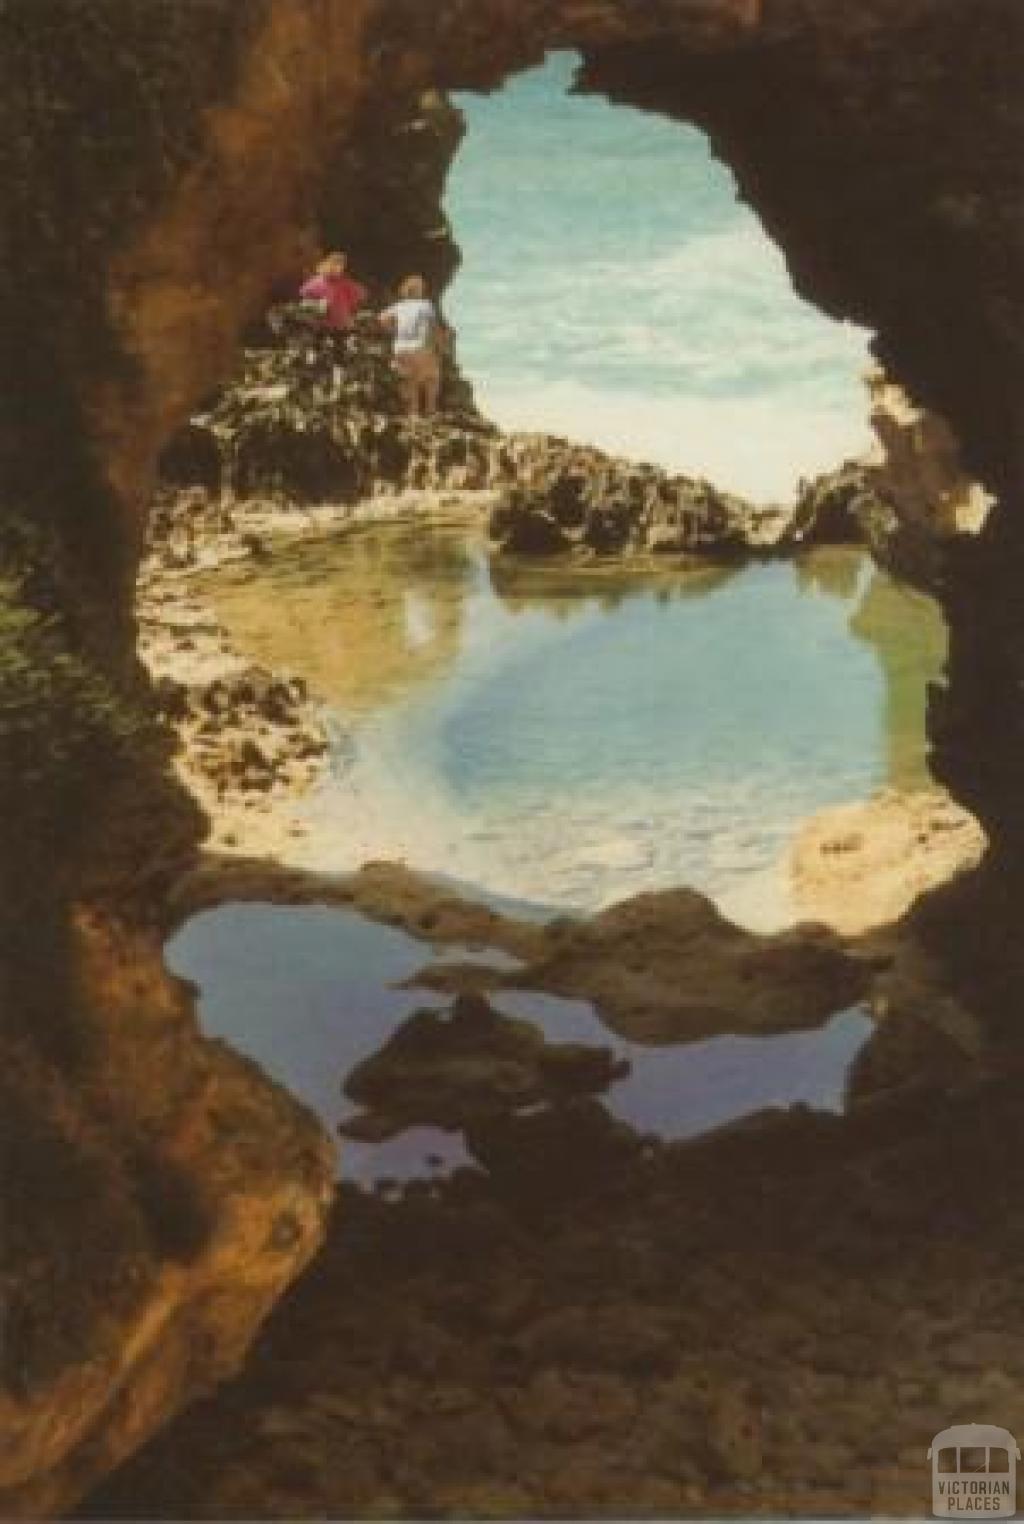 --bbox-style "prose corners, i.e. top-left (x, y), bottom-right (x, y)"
top-left (487, 446), bottom-right (768, 560)
top-left (160, 319), bottom-right (466, 502)
top-left (488, 490), bottom-right (572, 556)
